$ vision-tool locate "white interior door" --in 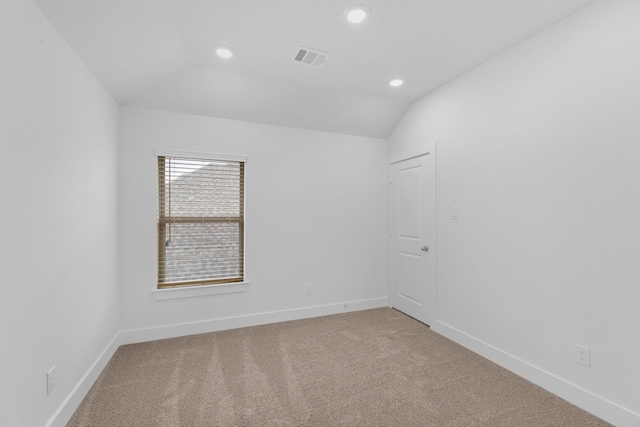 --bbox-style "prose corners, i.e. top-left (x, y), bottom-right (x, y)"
top-left (389, 152), bottom-right (436, 325)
